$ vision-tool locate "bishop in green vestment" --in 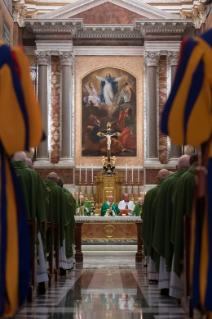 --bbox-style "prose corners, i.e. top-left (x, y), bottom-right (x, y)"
top-left (12, 152), bottom-right (49, 285)
top-left (152, 155), bottom-right (190, 290)
top-left (171, 154), bottom-right (198, 278)
top-left (76, 195), bottom-right (91, 216)
top-left (133, 197), bottom-right (143, 216)
top-left (101, 195), bottom-right (120, 216)
top-left (141, 169), bottom-right (170, 281)
top-left (45, 172), bottom-right (74, 270)
top-left (57, 177), bottom-right (76, 263)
